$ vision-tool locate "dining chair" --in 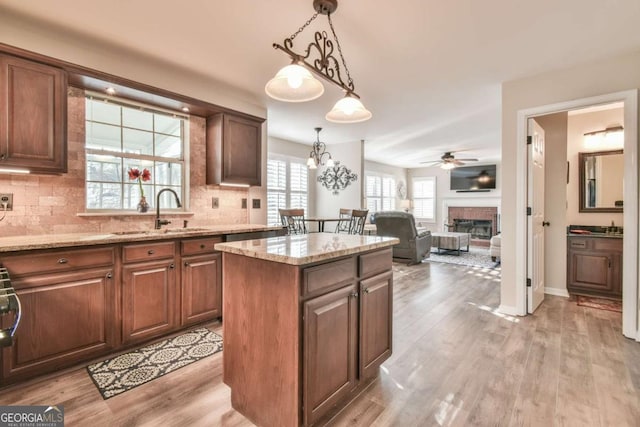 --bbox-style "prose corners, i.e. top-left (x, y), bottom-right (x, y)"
top-left (334, 208), bottom-right (353, 233)
top-left (279, 208), bottom-right (307, 235)
top-left (348, 209), bottom-right (369, 235)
